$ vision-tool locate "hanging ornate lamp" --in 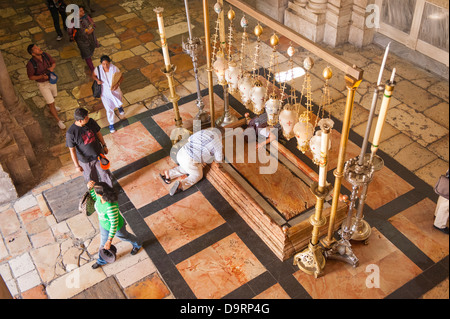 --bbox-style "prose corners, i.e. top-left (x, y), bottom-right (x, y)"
top-left (293, 56), bottom-right (315, 153)
top-left (264, 33), bottom-right (282, 126)
top-left (278, 44), bottom-right (298, 139)
top-left (250, 23), bottom-right (266, 115)
top-left (237, 15), bottom-right (253, 110)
